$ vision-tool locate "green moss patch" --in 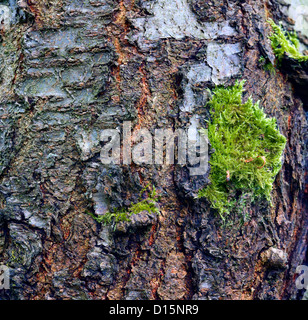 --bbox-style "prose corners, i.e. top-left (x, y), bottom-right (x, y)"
top-left (268, 19), bottom-right (308, 63)
top-left (198, 81), bottom-right (286, 220)
top-left (87, 184), bottom-right (159, 229)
